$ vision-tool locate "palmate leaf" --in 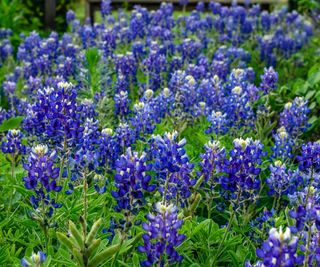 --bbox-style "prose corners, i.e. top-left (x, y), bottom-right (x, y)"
top-left (0, 116), bottom-right (23, 132)
top-left (0, 245), bottom-right (8, 265)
